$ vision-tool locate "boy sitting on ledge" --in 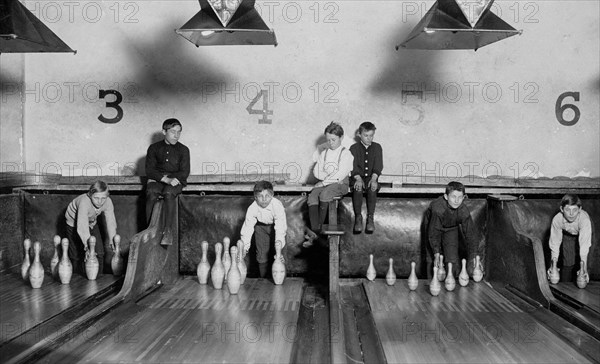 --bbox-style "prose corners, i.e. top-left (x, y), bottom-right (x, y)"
top-left (304, 122), bottom-right (354, 247)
